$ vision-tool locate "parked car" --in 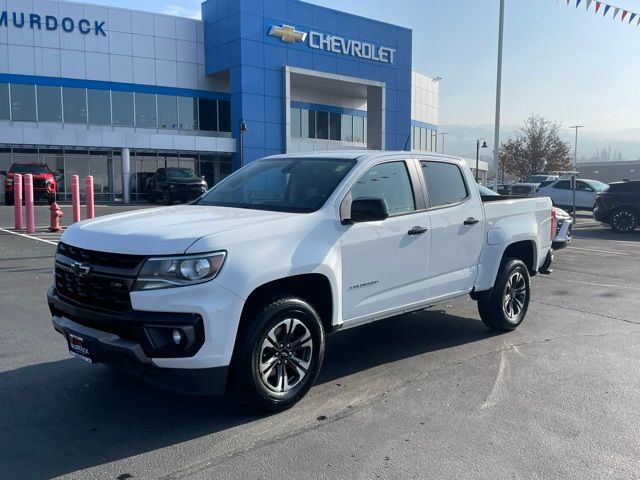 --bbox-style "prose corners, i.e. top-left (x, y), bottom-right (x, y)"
top-left (49, 152), bottom-right (553, 411)
top-left (511, 174), bottom-right (559, 196)
top-left (1, 163), bottom-right (57, 205)
top-left (593, 180), bottom-right (640, 233)
top-left (535, 178), bottom-right (608, 211)
top-left (146, 167), bottom-right (208, 205)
